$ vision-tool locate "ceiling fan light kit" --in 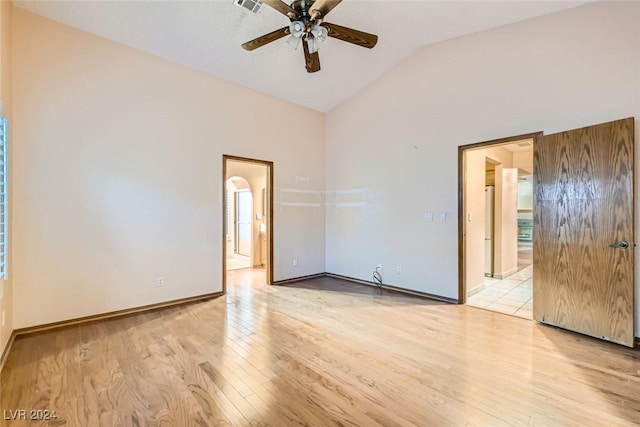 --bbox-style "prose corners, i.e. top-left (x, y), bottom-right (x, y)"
top-left (241, 0), bottom-right (378, 73)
